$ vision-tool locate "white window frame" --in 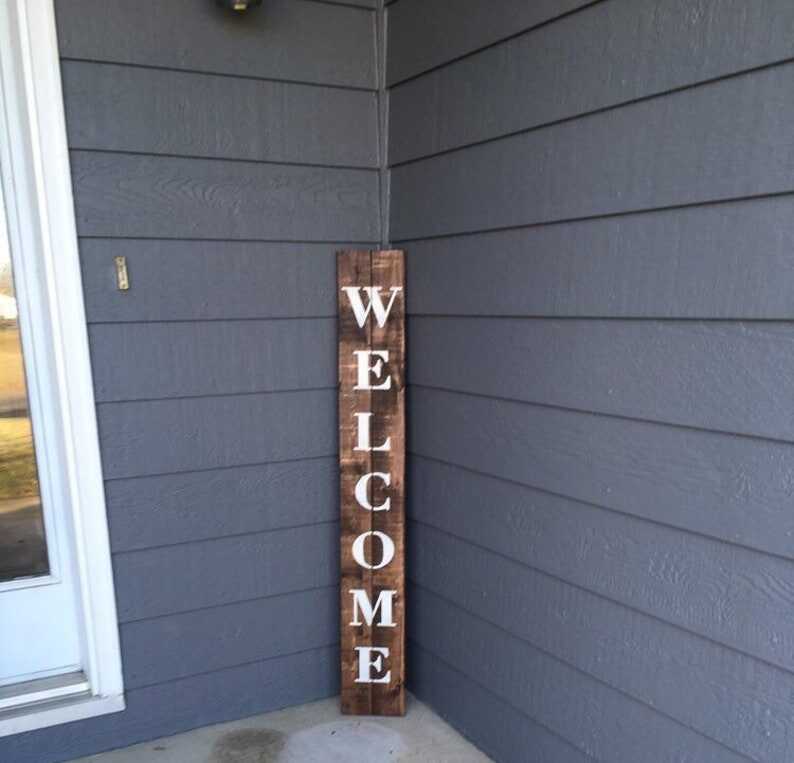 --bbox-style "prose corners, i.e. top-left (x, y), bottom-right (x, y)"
top-left (0, 0), bottom-right (124, 736)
